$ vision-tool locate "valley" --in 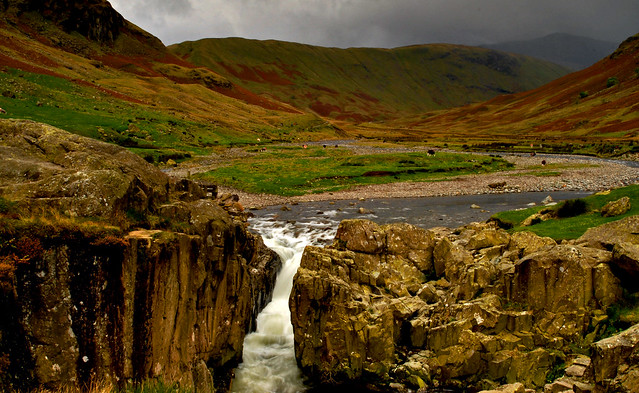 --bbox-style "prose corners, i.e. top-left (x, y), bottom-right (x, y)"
top-left (1, 1), bottom-right (639, 393)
